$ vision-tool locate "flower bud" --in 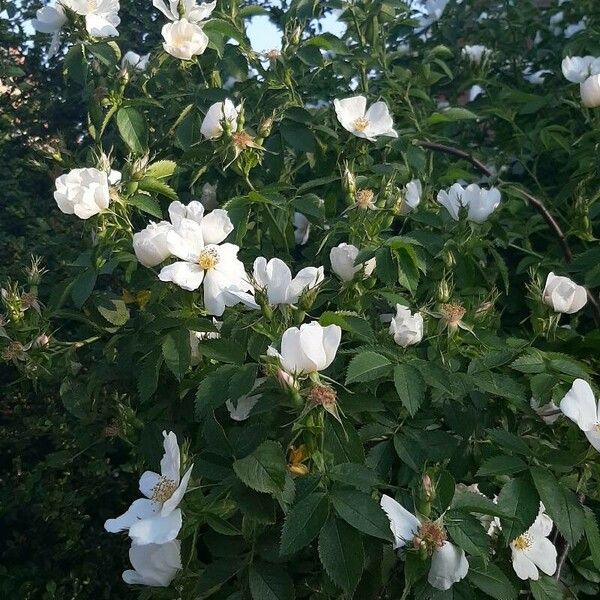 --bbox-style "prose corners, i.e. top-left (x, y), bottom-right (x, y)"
top-left (581, 74), bottom-right (600, 108)
top-left (258, 116), bottom-right (274, 138)
top-left (436, 279), bottom-right (452, 303)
